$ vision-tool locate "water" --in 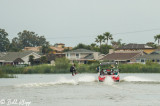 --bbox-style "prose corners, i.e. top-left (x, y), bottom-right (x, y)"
top-left (0, 73), bottom-right (160, 106)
